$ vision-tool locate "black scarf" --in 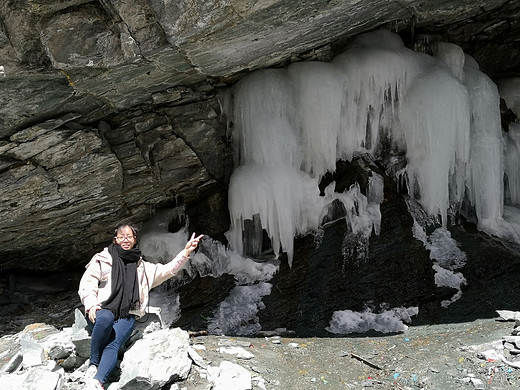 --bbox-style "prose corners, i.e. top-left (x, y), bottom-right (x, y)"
top-left (102, 243), bottom-right (141, 320)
